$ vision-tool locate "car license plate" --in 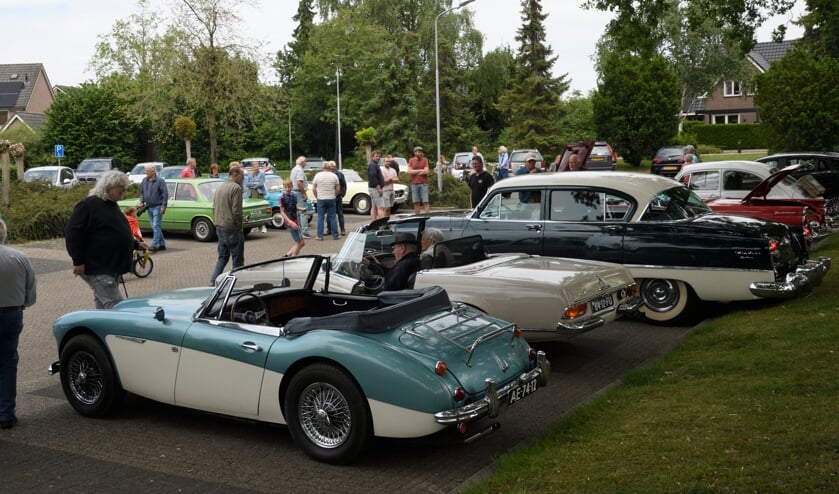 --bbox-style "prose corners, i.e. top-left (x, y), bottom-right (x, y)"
top-left (663, 165), bottom-right (678, 171)
top-left (591, 294), bottom-right (615, 312)
top-left (508, 377), bottom-right (539, 406)
top-left (591, 156), bottom-right (604, 161)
